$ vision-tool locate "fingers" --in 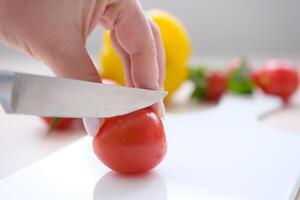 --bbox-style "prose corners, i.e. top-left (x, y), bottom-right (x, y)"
top-left (148, 19), bottom-right (166, 117)
top-left (100, 0), bottom-right (165, 116)
top-left (110, 30), bottom-right (134, 87)
top-left (102, 0), bottom-right (159, 90)
top-left (40, 37), bottom-right (100, 81)
top-left (148, 18), bottom-right (166, 89)
top-left (83, 118), bottom-right (105, 137)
